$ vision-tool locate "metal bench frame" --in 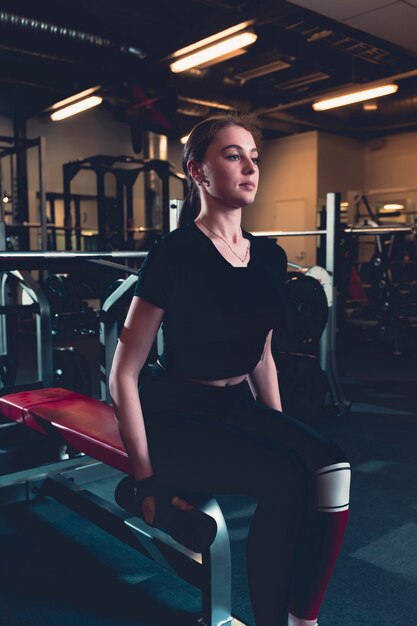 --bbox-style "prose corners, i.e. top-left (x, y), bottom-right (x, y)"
top-left (0, 452), bottom-right (247, 626)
